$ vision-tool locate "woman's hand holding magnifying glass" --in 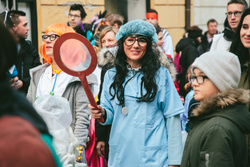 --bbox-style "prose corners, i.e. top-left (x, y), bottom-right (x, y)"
top-left (88, 104), bottom-right (105, 123)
